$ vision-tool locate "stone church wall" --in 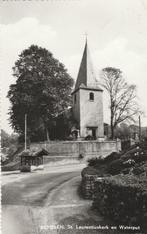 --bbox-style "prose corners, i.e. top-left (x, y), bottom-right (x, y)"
top-left (80, 89), bottom-right (104, 138)
top-left (30, 140), bottom-right (121, 164)
top-left (72, 91), bottom-right (80, 124)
